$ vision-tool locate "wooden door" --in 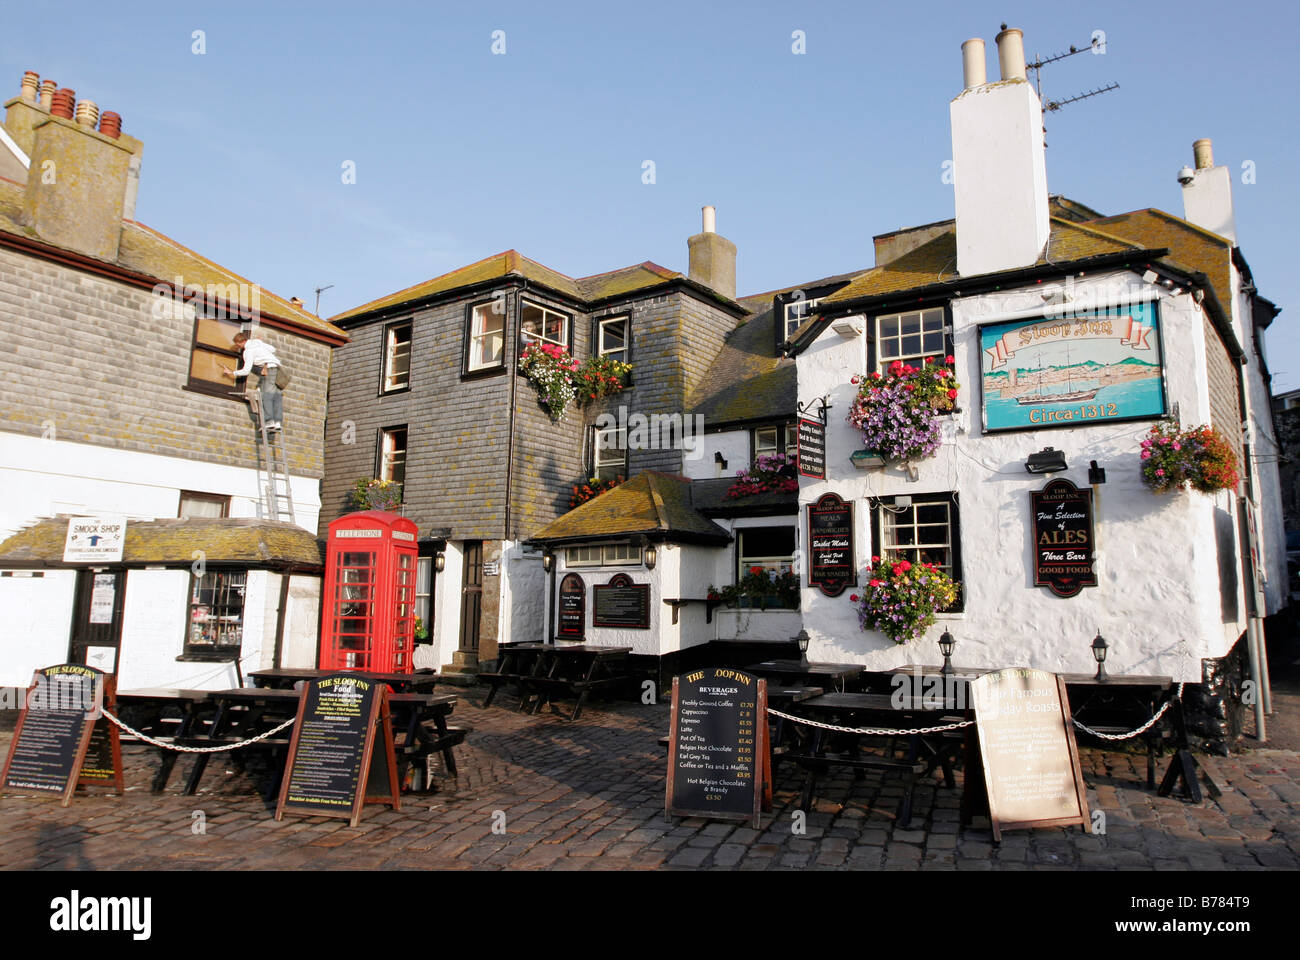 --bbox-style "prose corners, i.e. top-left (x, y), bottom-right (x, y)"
top-left (459, 541), bottom-right (482, 654)
top-left (68, 569), bottom-right (126, 676)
